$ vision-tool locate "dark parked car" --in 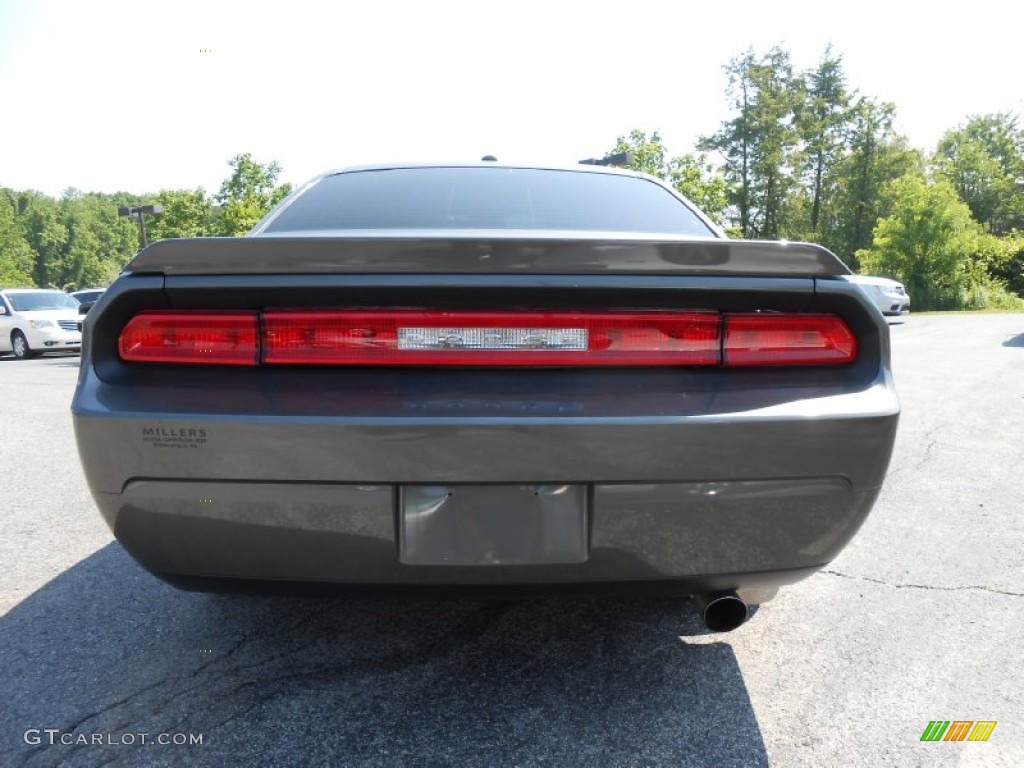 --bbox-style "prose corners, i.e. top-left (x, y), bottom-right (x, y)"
top-left (72, 288), bottom-right (107, 331)
top-left (71, 288), bottom-right (107, 313)
top-left (71, 162), bottom-right (899, 631)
